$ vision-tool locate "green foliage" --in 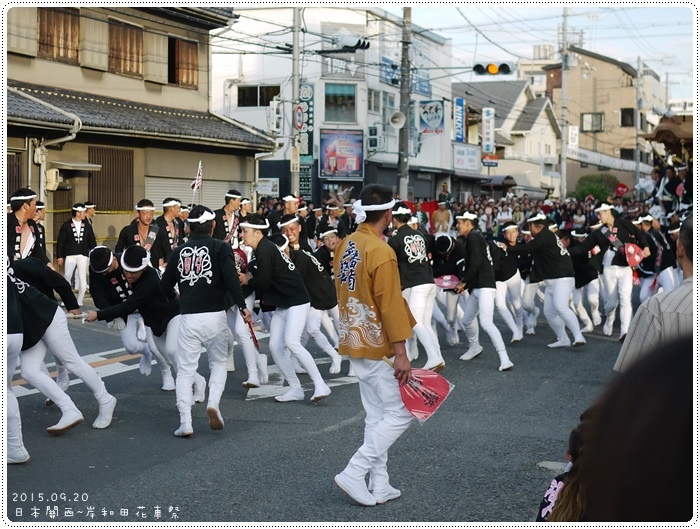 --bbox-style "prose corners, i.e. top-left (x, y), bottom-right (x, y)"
top-left (571, 174), bottom-right (619, 201)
